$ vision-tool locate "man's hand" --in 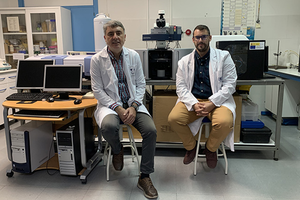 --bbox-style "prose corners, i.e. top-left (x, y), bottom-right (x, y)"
top-left (115, 106), bottom-right (136, 125)
top-left (193, 101), bottom-right (216, 116)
